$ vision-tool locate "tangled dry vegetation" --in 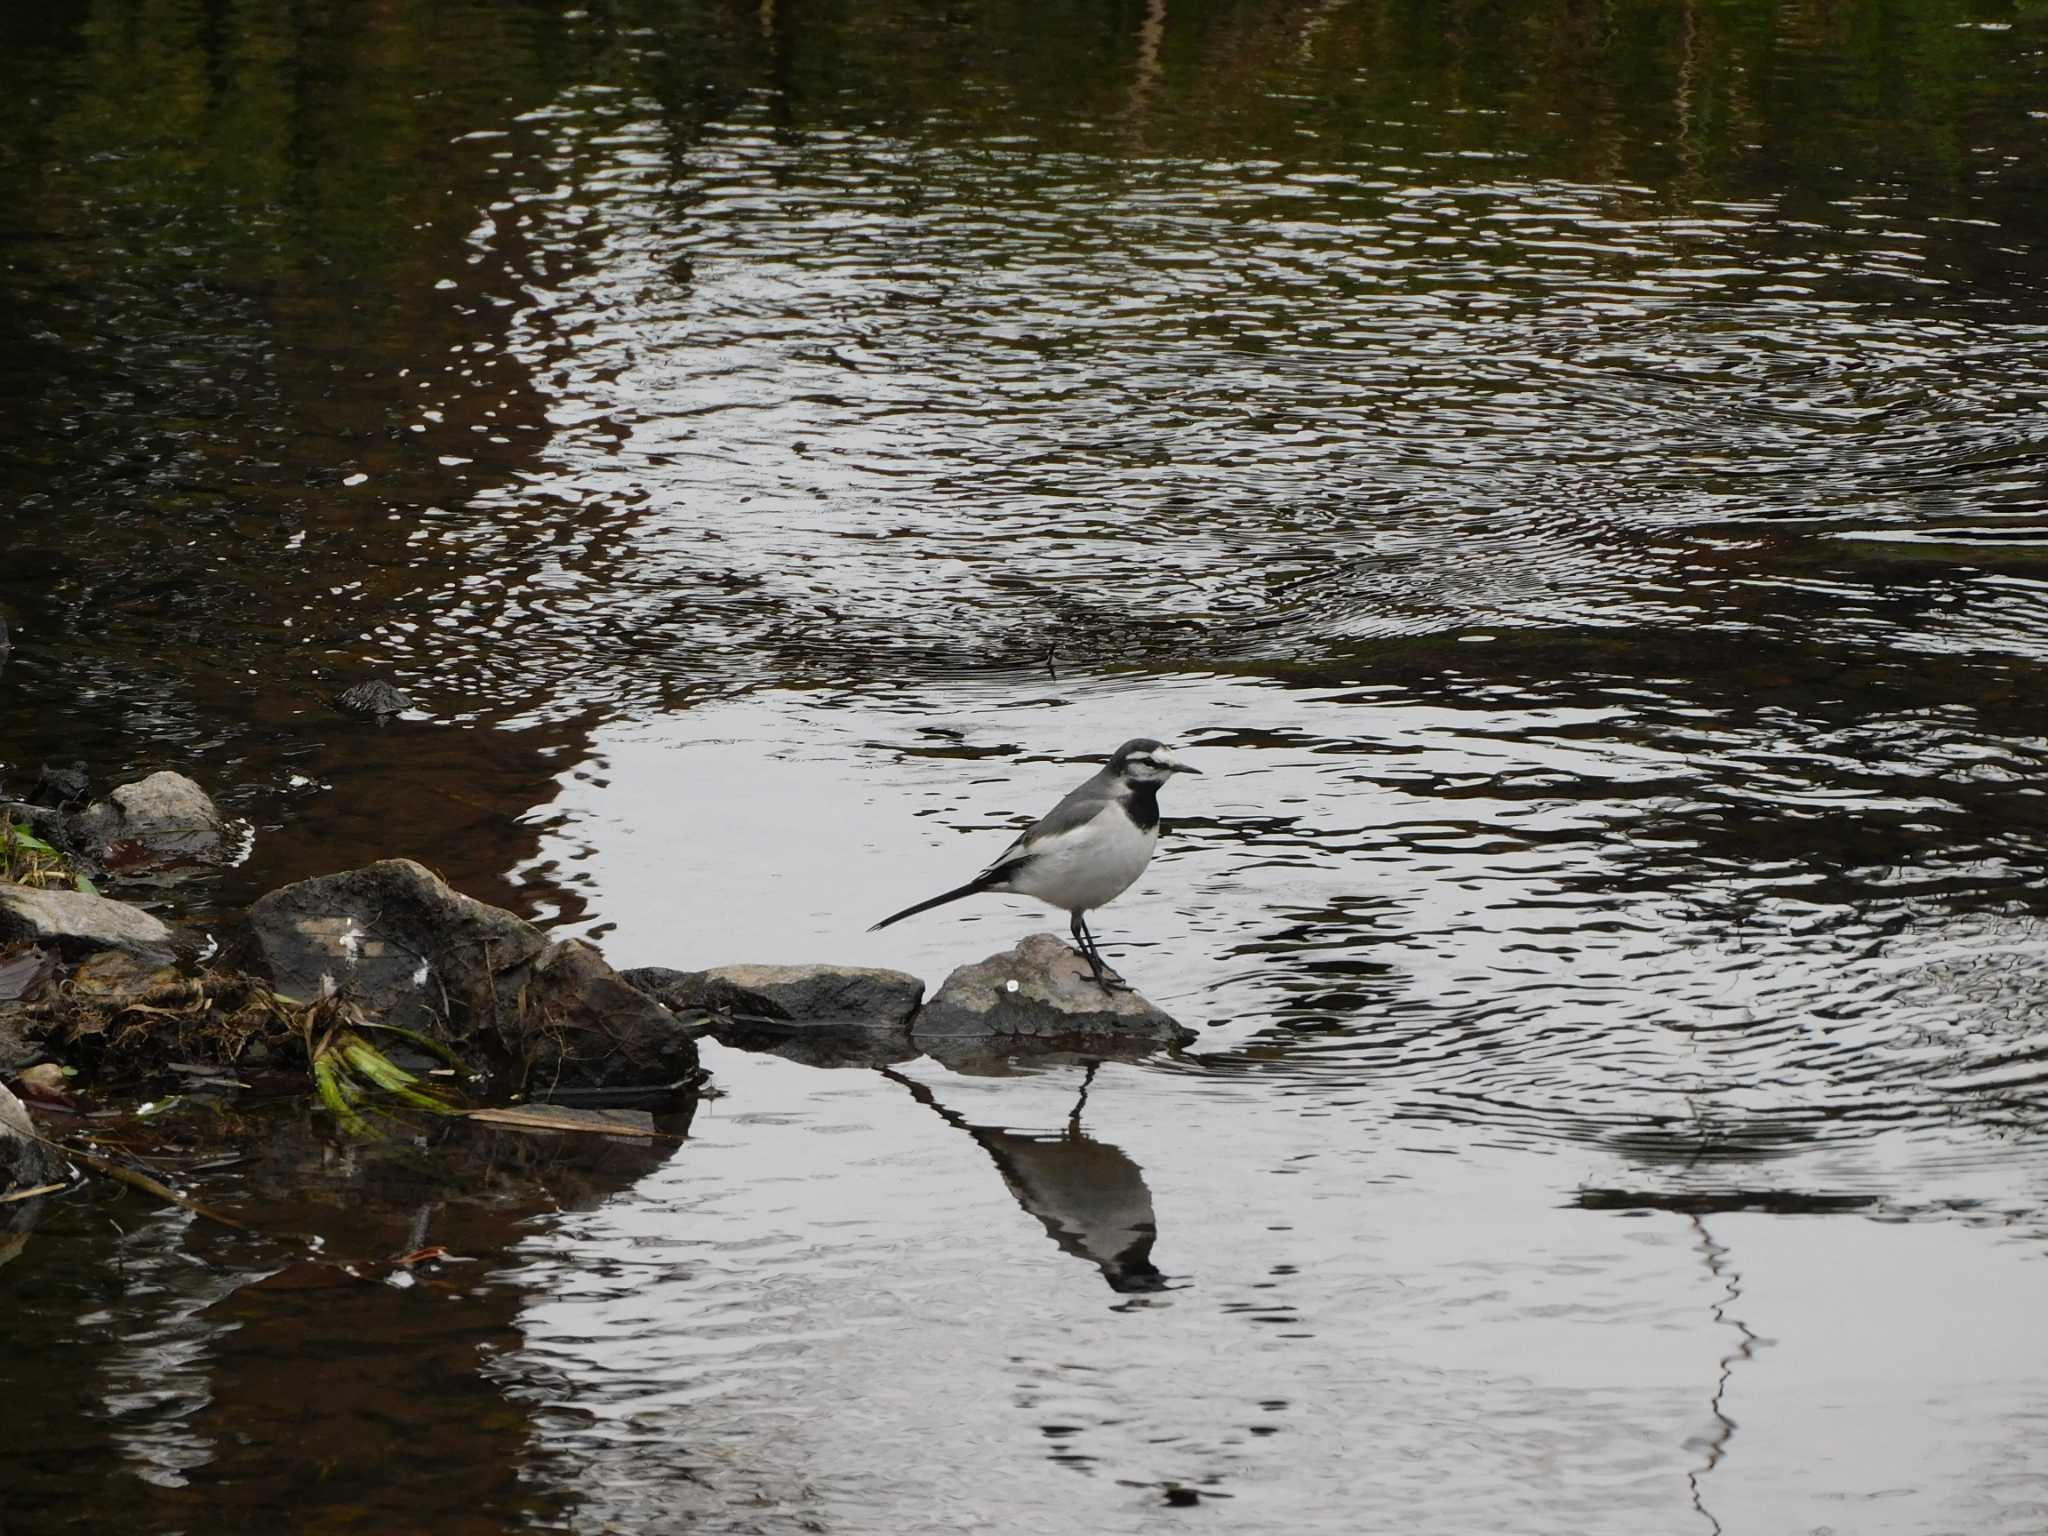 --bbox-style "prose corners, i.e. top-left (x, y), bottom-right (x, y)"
top-left (2, 819), bottom-right (96, 894)
top-left (26, 958), bottom-right (469, 1134)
